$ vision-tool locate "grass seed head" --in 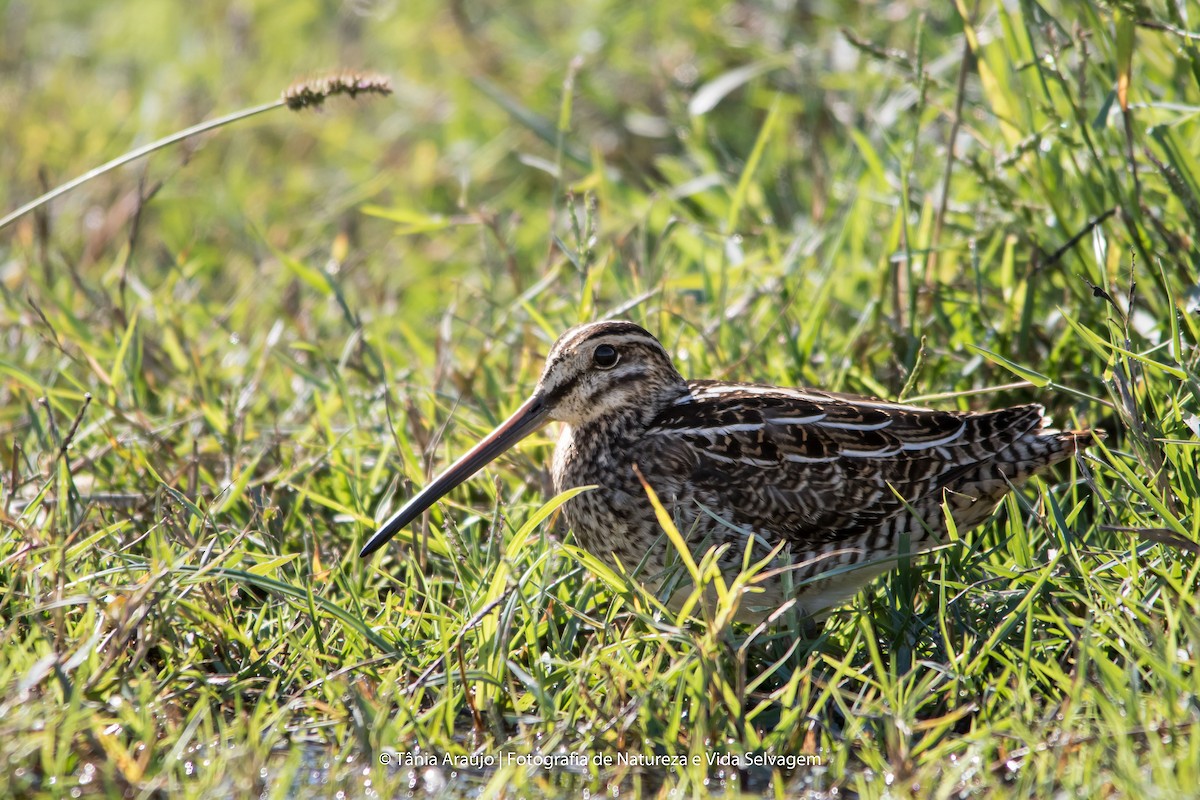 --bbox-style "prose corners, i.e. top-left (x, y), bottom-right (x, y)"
top-left (282, 71), bottom-right (393, 111)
